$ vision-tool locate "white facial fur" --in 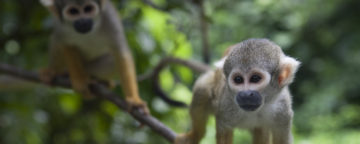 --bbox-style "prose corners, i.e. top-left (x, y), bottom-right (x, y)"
top-left (62, 1), bottom-right (100, 21)
top-left (214, 56), bottom-right (226, 68)
top-left (227, 68), bottom-right (271, 93)
top-left (40, 0), bottom-right (53, 7)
